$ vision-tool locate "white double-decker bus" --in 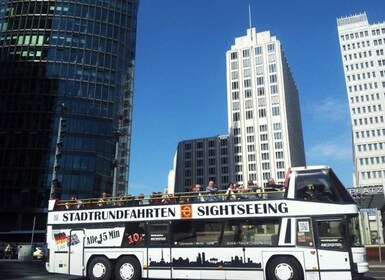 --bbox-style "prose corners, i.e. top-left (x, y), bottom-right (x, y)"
top-left (46, 166), bottom-right (368, 280)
